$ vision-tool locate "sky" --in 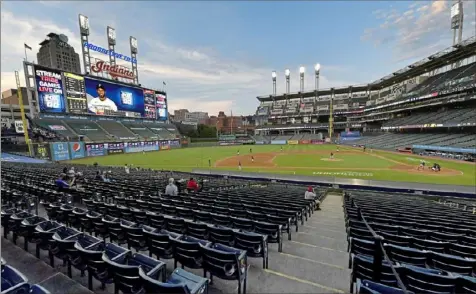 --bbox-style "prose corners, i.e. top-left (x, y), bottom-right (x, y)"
top-left (1, 1), bottom-right (475, 116)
